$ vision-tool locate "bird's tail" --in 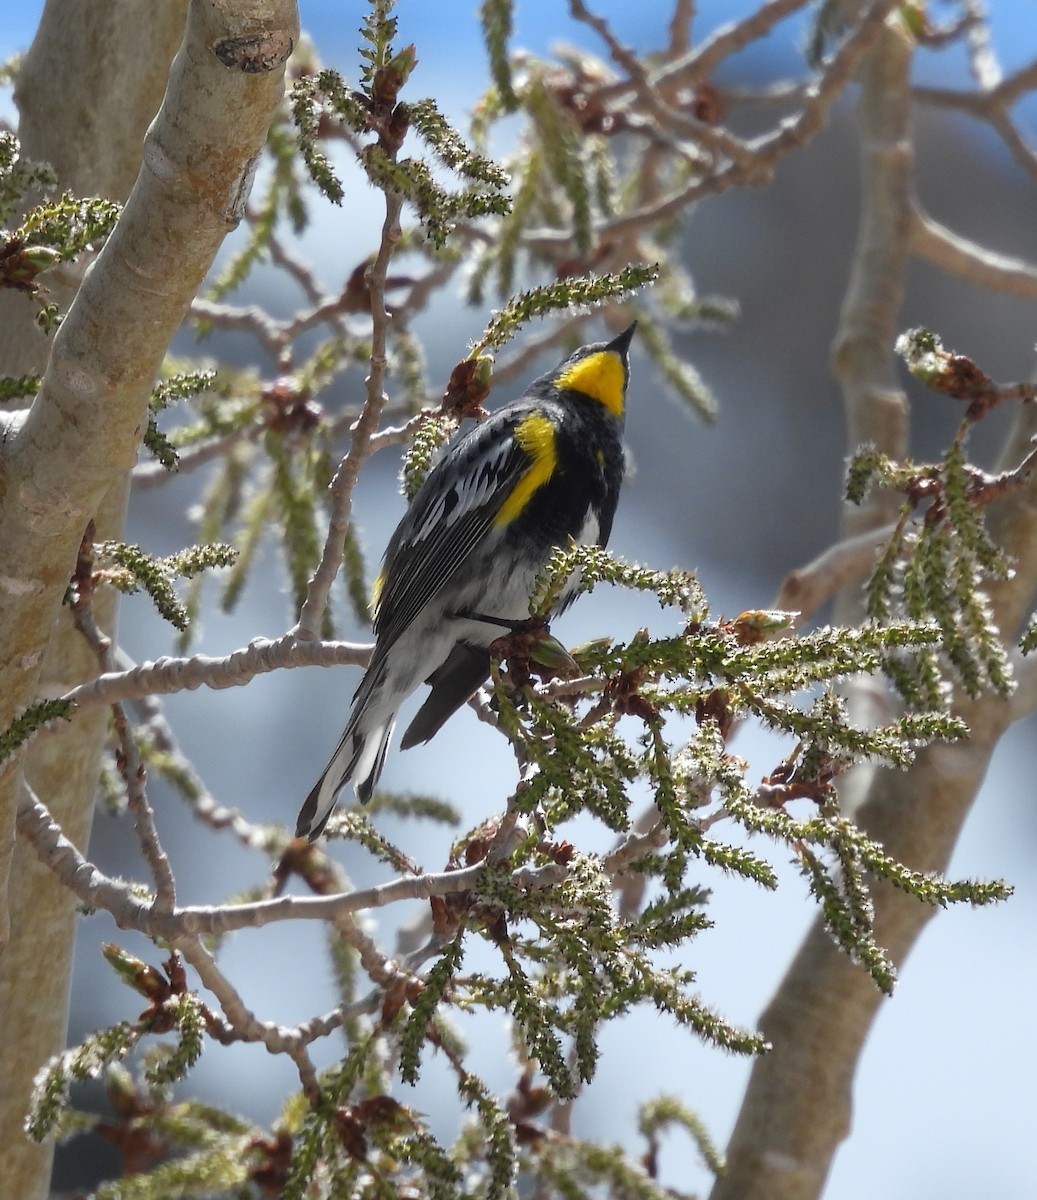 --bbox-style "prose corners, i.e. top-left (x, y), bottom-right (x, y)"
top-left (296, 659), bottom-right (397, 839)
top-left (295, 715), bottom-right (395, 840)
